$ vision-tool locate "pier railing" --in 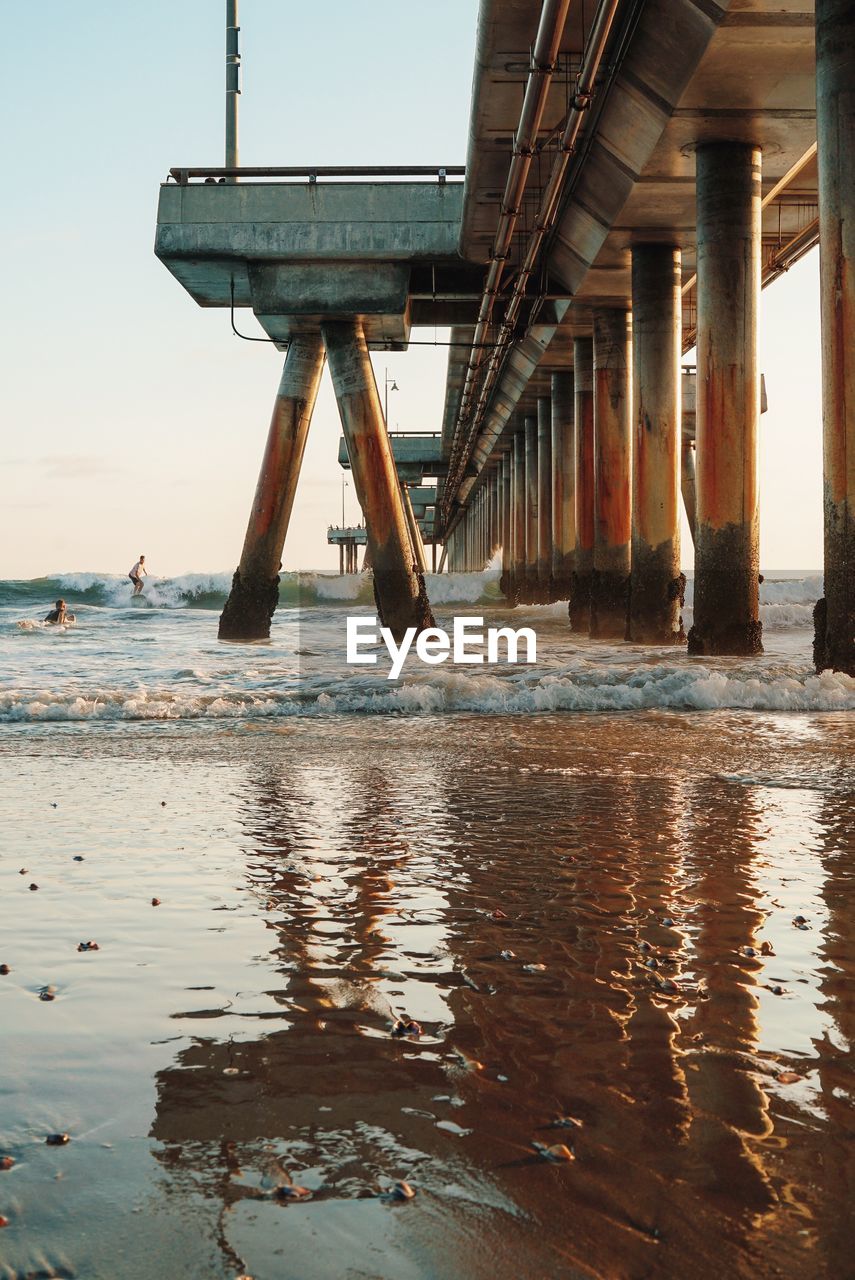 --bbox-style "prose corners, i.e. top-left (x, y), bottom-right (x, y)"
top-left (168, 166), bottom-right (465, 186)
